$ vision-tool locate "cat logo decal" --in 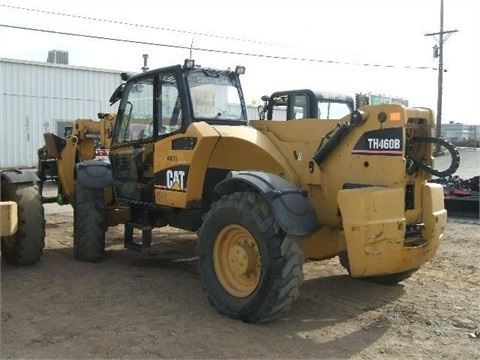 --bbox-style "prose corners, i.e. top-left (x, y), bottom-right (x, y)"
top-left (154, 166), bottom-right (189, 192)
